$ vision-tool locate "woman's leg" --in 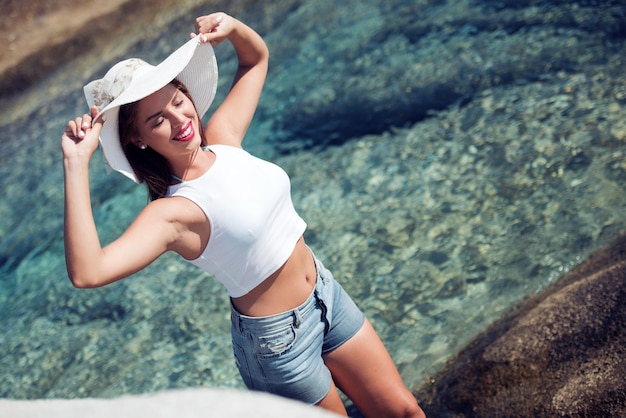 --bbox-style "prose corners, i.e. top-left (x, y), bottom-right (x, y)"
top-left (323, 318), bottom-right (426, 418)
top-left (316, 379), bottom-right (348, 416)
